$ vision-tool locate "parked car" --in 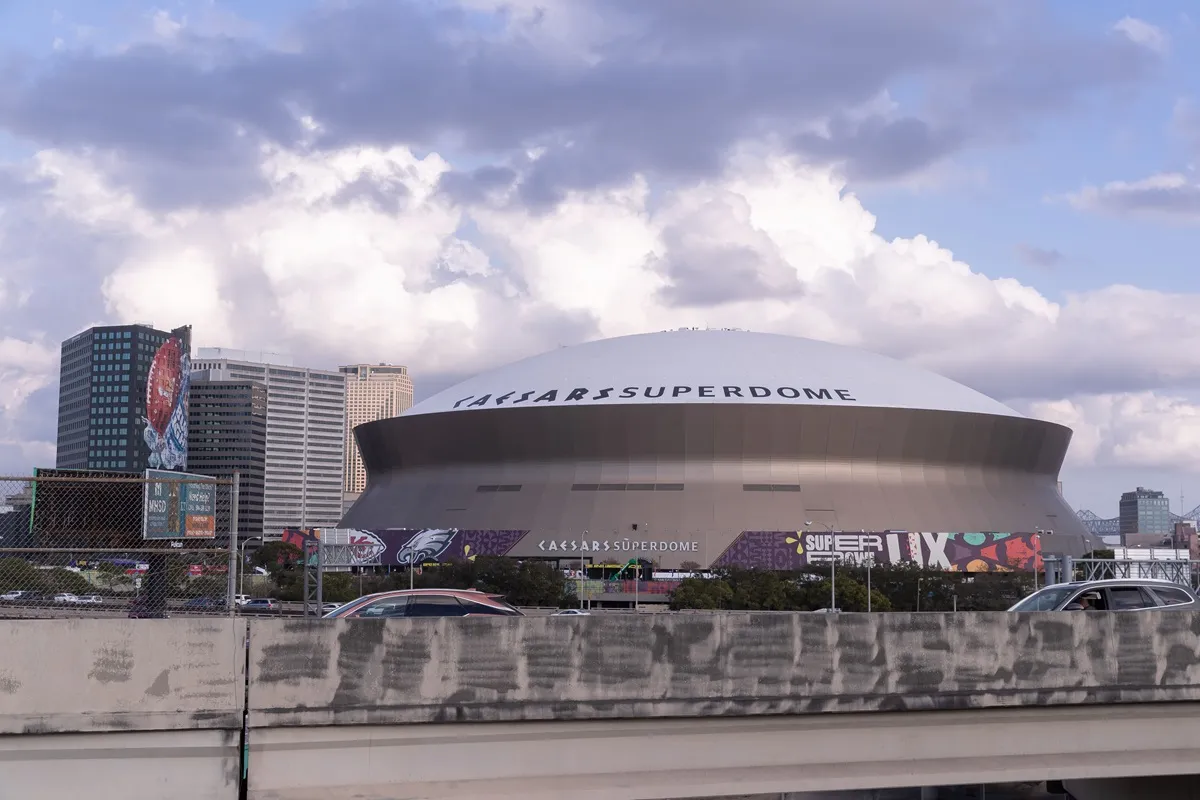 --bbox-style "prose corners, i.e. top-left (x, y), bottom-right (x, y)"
top-left (53, 593), bottom-right (83, 604)
top-left (1008, 579), bottom-right (1199, 612)
top-left (241, 598), bottom-right (280, 612)
top-left (77, 595), bottom-right (104, 605)
top-left (182, 597), bottom-right (228, 610)
top-left (233, 594), bottom-right (251, 607)
top-left (0, 590), bottom-right (26, 602)
top-left (128, 595), bottom-right (169, 619)
top-left (323, 589), bottom-right (524, 619)
top-left (553, 608), bottom-right (590, 616)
